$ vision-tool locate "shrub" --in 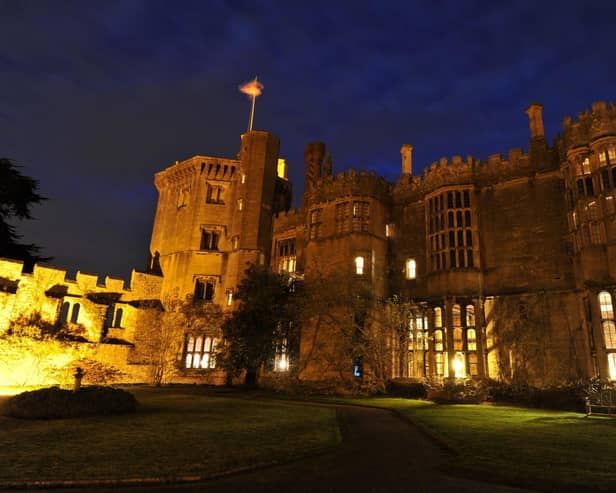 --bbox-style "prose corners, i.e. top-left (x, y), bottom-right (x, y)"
top-left (386, 379), bottom-right (428, 399)
top-left (428, 380), bottom-right (487, 404)
top-left (486, 379), bottom-right (587, 411)
top-left (2, 386), bottom-right (137, 419)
